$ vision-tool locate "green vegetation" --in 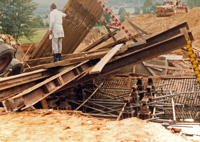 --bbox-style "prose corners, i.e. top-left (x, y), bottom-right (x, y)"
top-left (187, 0), bottom-right (200, 8)
top-left (119, 10), bottom-right (130, 22)
top-left (19, 28), bottom-right (48, 44)
top-left (0, 0), bottom-right (39, 39)
top-left (143, 0), bottom-right (161, 15)
top-left (19, 27), bottom-right (106, 44)
top-left (118, 8), bottom-right (126, 15)
top-left (103, 11), bottom-right (111, 24)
